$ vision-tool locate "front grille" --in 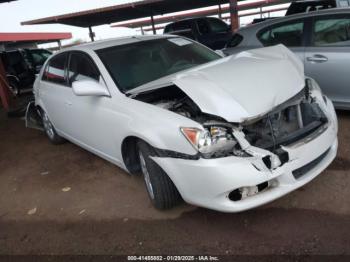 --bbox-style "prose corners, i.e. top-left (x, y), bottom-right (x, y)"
top-left (292, 148), bottom-right (330, 180)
